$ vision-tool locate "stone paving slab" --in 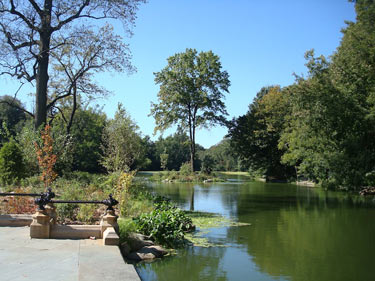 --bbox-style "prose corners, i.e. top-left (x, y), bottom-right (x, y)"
top-left (0, 226), bottom-right (140, 281)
